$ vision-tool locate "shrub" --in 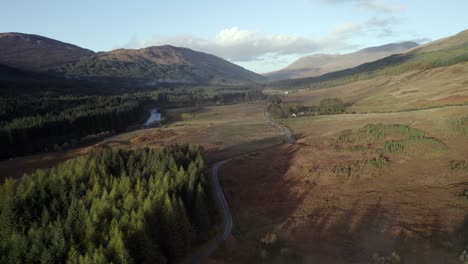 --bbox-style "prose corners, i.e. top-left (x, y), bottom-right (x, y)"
top-left (319, 98), bottom-right (345, 115)
top-left (451, 160), bottom-right (468, 171)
